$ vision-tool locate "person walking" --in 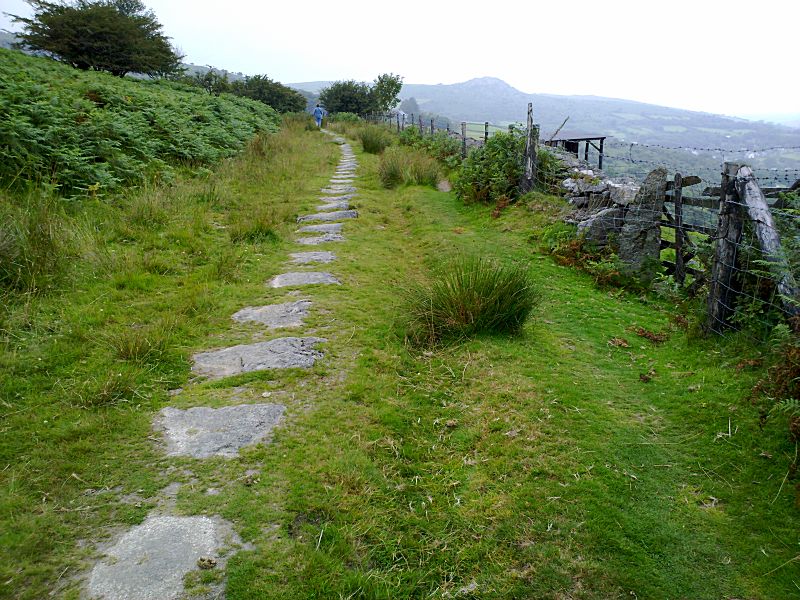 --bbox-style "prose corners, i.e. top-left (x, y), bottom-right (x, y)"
top-left (313, 104), bottom-right (325, 128)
